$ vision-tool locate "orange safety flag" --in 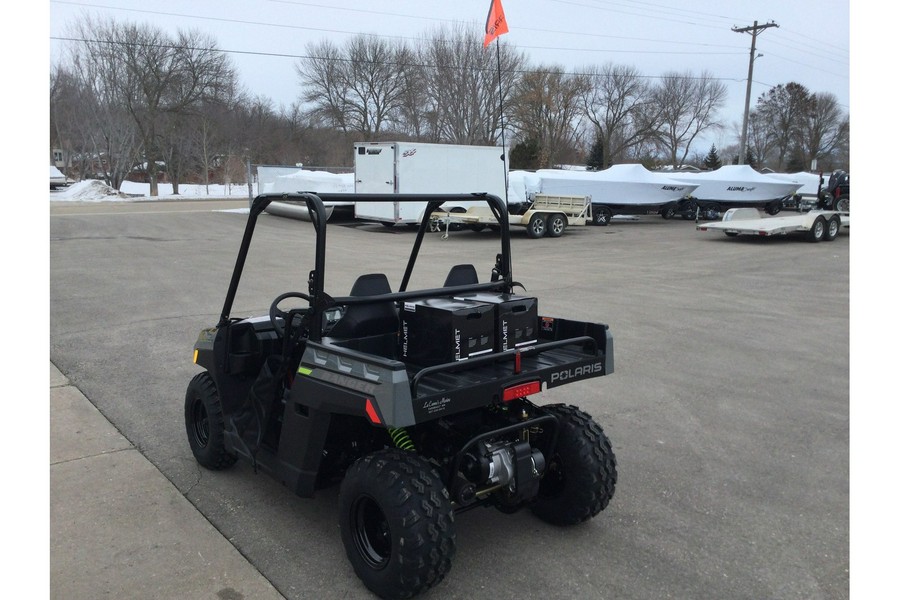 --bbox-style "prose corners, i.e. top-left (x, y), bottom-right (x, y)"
top-left (483, 0), bottom-right (510, 47)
